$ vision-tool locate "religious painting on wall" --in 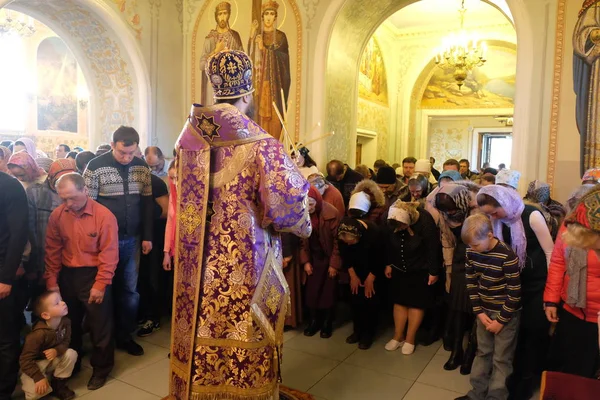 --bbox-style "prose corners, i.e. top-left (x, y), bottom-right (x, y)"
top-left (37, 37), bottom-right (78, 133)
top-left (573, 0), bottom-right (600, 175)
top-left (358, 36), bottom-right (389, 106)
top-left (420, 45), bottom-right (516, 109)
top-left (192, 0), bottom-right (302, 141)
